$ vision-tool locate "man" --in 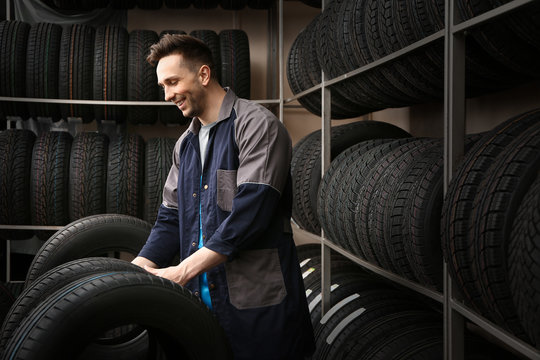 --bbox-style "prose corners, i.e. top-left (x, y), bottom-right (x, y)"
top-left (132, 34), bottom-right (315, 359)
